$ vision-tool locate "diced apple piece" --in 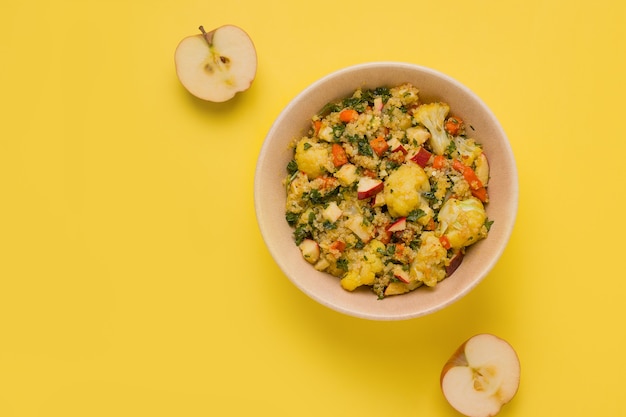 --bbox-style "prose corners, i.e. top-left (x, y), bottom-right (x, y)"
top-left (386, 217), bottom-right (407, 233)
top-left (411, 146), bottom-right (432, 168)
top-left (345, 214), bottom-right (372, 243)
top-left (387, 137), bottom-right (407, 154)
top-left (334, 163), bottom-right (358, 186)
top-left (322, 201), bottom-right (343, 223)
top-left (384, 280), bottom-right (422, 296)
top-left (317, 124), bottom-right (334, 142)
top-left (373, 97), bottom-right (384, 114)
top-left (441, 334), bottom-right (521, 417)
top-left (371, 192), bottom-right (386, 208)
top-left (474, 153), bottom-right (490, 186)
top-left (357, 177), bottom-right (384, 200)
top-left (446, 250), bottom-right (464, 276)
top-left (405, 126), bottom-right (431, 145)
top-left (384, 281), bottom-right (410, 296)
top-left (298, 239), bottom-right (320, 264)
top-left (392, 266), bottom-right (411, 283)
top-left (313, 258), bottom-right (330, 271)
